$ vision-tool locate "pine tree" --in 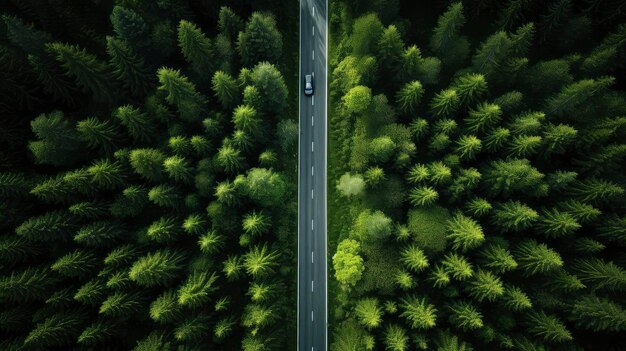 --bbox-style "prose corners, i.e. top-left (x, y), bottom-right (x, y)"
top-left (23, 311), bottom-right (86, 349)
top-left (465, 103), bottom-right (502, 133)
top-left (213, 71), bottom-right (240, 109)
top-left (466, 269), bottom-right (504, 302)
top-left (177, 271), bottom-right (218, 308)
top-left (454, 135), bottom-right (482, 160)
top-left (452, 73), bottom-right (488, 106)
top-left (409, 186), bottom-right (439, 207)
top-left (514, 239), bottom-right (563, 276)
top-left (480, 244), bottom-right (518, 273)
top-left (354, 298), bottom-right (383, 329)
top-left (570, 295), bottom-right (626, 332)
top-left (569, 178), bottom-right (624, 203)
top-left (28, 111), bottom-right (82, 166)
top-left (571, 258), bottom-right (626, 291)
top-left (149, 290), bottom-right (181, 323)
top-left (399, 295), bottom-right (437, 330)
top-left (110, 6), bottom-right (149, 50)
top-left (448, 301), bottom-right (483, 330)
top-left (99, 291), bottom-right (145, 317)
top-left (51, 250), bottom-right (99, 278)
top-left (396, 81), bottom-right (424, 114)
top-left (178, 20), bottom-right (212, 71)
top-left (536, 208), bottom-right (581, 238)
top-left (383, 324), bottom-right (409, 351)
top-left (524, 310), bottom-right (572, 343)
top-left (129, 250), bottom-right (185, 287)
top-left (237, 12), bottom-right (283, 66)
top-left (157, 67), bottom-right (207, 122)
top-left (148, 184), bottom-right (183, 208)
top-left (0, 267), bottom-right (58, 302)
top-left (446, 213), bottom-right (484, 251)
top-left (243, 244), bottom-right (279, 278)
top-left (429, 2), bottom-right (469, 67)
top-left (441, 253), bottom-right (473, 281)
top-left (492, 201), bottom-right (539, 232)
top-left (77, 319), bottom-right (117, 345)
top-left (545, 76), bottom-right (614, 116)
top-left (502, 285), bottom-right (532, 311)
top-left (198, 231), bottom-right (224, 254)
top-left (146, 216), bottom-right (180, 243)
top-left (74, 221), bottom-right (124, 247)
top-left (430, 89), bottom-right (460, 118)
top-left (46, 43), bottom-right (113, 101)
top-left (400, 245), bottom-right (429, 272)
top-left (114, 105), bottom-right (155, 143)
top-left (218, 6), bottom-right (243, 40)
top-left (129, 148), bottom-right (166, 182)
top-left (106, 36), bottom-right (153, 96)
